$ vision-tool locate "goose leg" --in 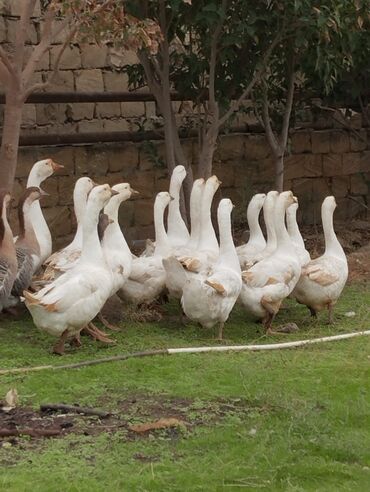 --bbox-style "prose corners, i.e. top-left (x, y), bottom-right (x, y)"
top-left (98, 312), bottom-right (120, 331)
top-left (309, 307), bottom-right (317, 318)
top-left (53, 329), bottom-right (70, 355)
top-left (70, 334), bottom-right (82, 348)
top-left (327, 304), bottom-right (334, 324)
top-left (216, 322), bottom-right (225, 340)
top-left (83, 323), bottom-right (115, 344)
